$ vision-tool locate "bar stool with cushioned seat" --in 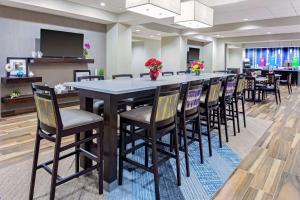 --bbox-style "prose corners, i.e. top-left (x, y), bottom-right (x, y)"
top-left (199, 77), bottom-right (222, 157)
top-left (29, 84), bottom-right (104, 200)
top-left (177, 80), bottom-right (204, 177)
top-left (219, 75), bottom-right (237, 141)
top-left (118, 84), bottom-right (182, 200)
top-left (162, 71), bottom-right (174, 76)
top-left (280, 72), bottom-right (292, 94)
top-left (233, 74), bottom-right (246, 133)
top-left (78, 75), bottom-right (104, 115)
